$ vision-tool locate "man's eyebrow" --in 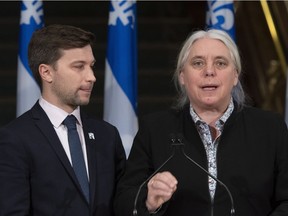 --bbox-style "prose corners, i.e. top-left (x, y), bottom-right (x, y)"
top-left (71, 60), bottom-right (95, 64)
